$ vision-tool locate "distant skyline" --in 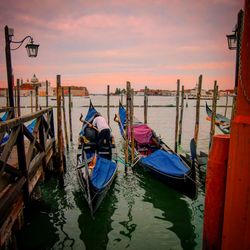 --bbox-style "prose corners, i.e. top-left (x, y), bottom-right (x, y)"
top-left (0, 0), bottom-right (243, 93)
